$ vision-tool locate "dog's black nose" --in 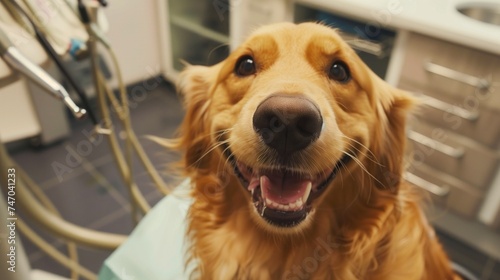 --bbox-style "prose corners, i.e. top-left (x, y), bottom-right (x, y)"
top-left (253, 95), bottom-right (322, 156)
